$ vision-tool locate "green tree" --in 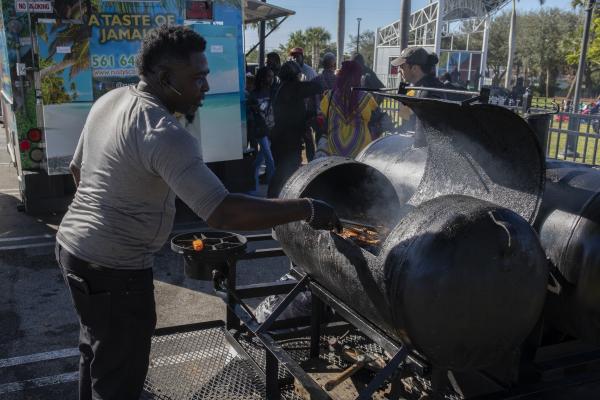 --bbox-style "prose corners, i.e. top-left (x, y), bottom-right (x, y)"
top-left (246, 47), bottom-right (259, 64)
top-left (564, 0), bottom-right (600, 98)
top-left (40, 58), bottom-right (73, 105)
top-left (347, 30), bottom-right (375, 67)
top-left (519, 8), bottom-right (578, 96)
top-left (488, 12), bottom-right (511, 85)
top-left (305, 27), bottom-right (331, 68)
top-left (278, 28), bottom-right (333, 67)
top-left (487, 8), bottom-right (578, 95)
top-left (278, 29), bottom-right (307, 60)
